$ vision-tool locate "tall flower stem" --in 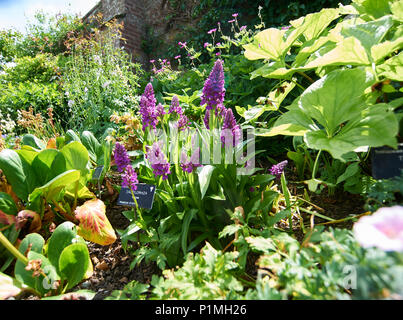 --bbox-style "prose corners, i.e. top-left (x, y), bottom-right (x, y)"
top-left (129, 187), bottom-right (141, 244)
top-left (0, 232), bottom-right (28, 265)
